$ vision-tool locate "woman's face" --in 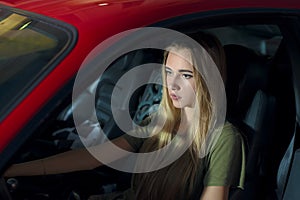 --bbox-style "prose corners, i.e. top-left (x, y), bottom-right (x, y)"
top-left (165, 51), bottom-right (196, 109)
